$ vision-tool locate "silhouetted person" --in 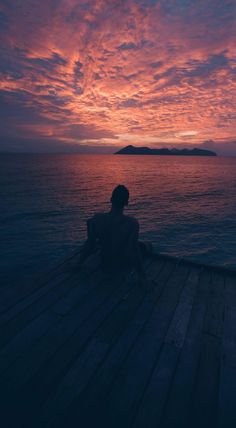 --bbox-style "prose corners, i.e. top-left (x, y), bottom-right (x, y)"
top-left (79, 185), bottom-right (152, 283)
